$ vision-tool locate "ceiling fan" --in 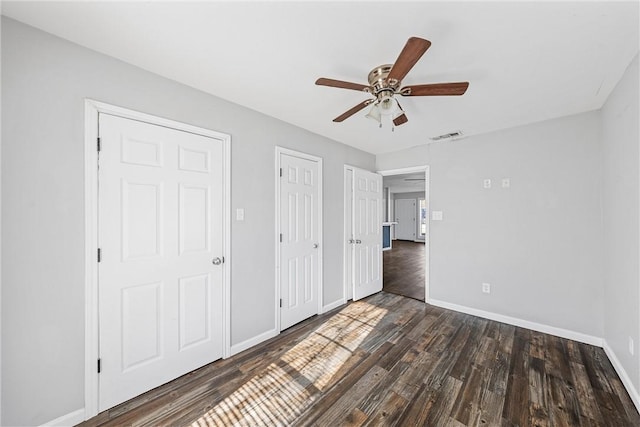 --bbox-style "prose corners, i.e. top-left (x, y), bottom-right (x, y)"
top-left (315, 37), bottom-right (469, 128)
